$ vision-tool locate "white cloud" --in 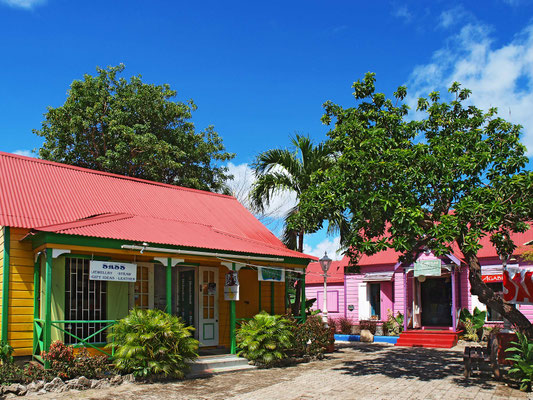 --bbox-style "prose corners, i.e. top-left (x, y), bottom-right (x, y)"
top-left (438, 6), bottom-right (469, 29)
top-left (304, 235), bottom-right (343, 261)
top-left (392, 5), bottom-right (412, 22)
top-left (225, 162), bottom-right (297, 220)
top-left (1, 0), bottom-right (46, 9)
top-left (12, 149), bottom-right (34, 157)
top-left (406, 22), bottom-right (533, 154)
